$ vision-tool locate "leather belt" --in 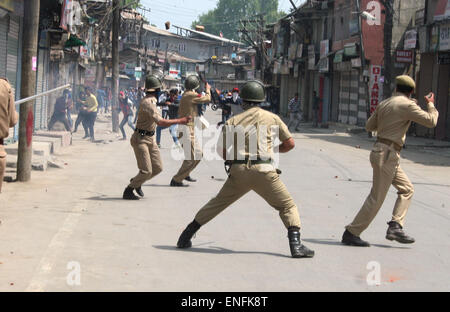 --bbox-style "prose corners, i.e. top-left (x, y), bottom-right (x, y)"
top-left (136, 129), bottom-right (155, 137)
top-left (231, 158), bottom-right (272, 165)
top-left (376, 138), bottom-right (402, 152)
